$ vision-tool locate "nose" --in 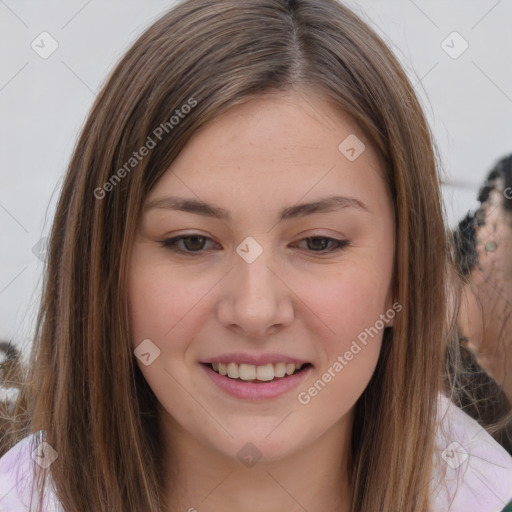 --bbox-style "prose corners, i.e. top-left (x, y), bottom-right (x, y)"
top-left (216, 244), bottom-right (294, 339)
